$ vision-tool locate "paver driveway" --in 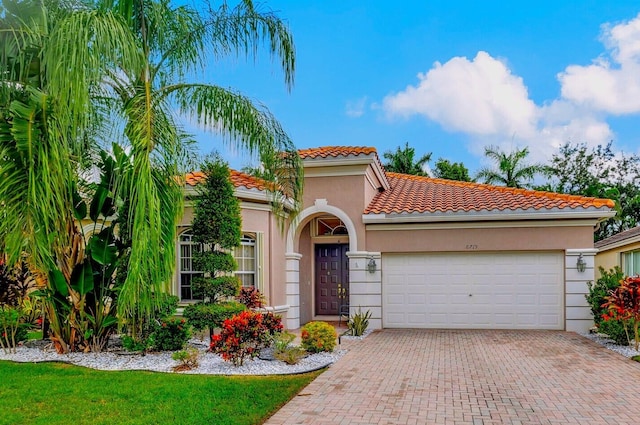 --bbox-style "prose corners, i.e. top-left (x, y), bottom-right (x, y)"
top-left (265, 330), bottom-right (640, 425)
